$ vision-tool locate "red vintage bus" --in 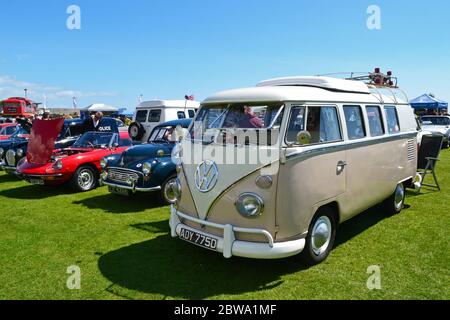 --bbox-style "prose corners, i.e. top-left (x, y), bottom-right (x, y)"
top-left (0, 97), bottom-right (38, 118)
